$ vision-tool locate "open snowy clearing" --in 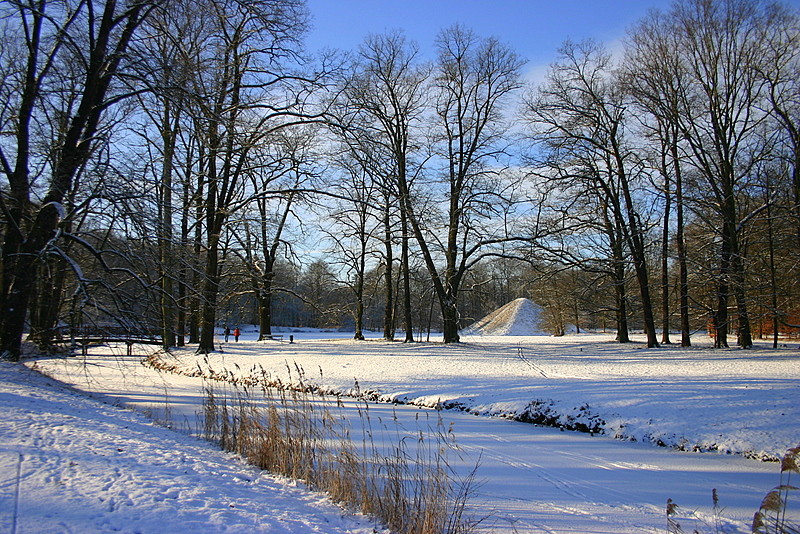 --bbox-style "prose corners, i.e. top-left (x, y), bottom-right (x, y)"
top-left (14, 329), bottom-right (799, 533)
top-left (170, 329), bottom-right (798, 460)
